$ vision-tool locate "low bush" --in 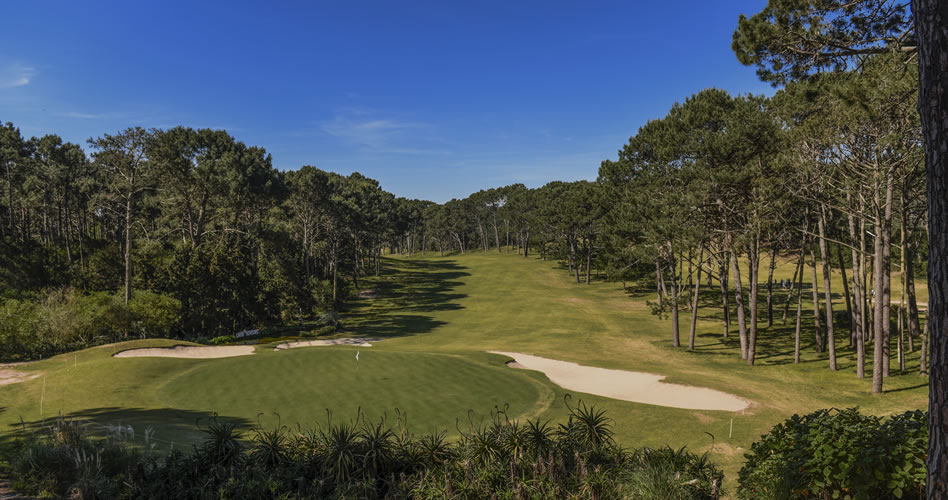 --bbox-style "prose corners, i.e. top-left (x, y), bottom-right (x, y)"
top-left (0, 288), bottom-right (182, 362)
top-left (209, 335), bottom-right (236, 345)
top-left (737, 407), bottom-right (927, 499)
top-left (303, 325), bottom-right (336, 338)
top-left (6, 400), bottom-right (724, 499)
